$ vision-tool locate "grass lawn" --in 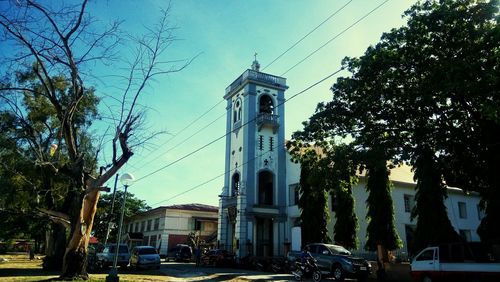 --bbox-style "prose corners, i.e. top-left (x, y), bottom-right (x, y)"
top-left (0, 253), bottom-right (172, 281)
